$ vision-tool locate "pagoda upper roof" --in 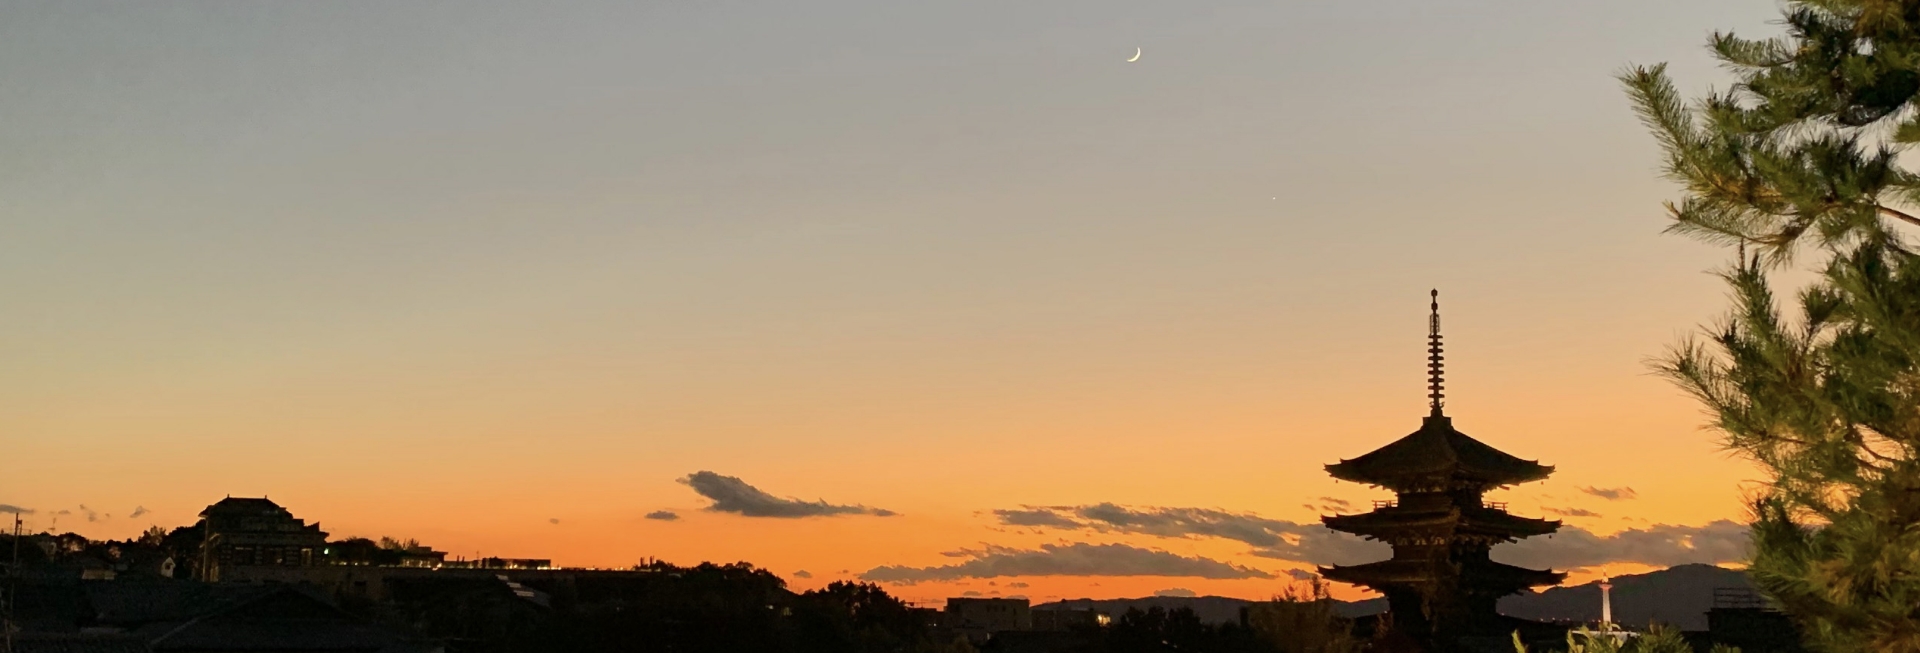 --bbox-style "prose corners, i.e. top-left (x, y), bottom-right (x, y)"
top-left (1325, 415), bottom-right (1552, 491)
